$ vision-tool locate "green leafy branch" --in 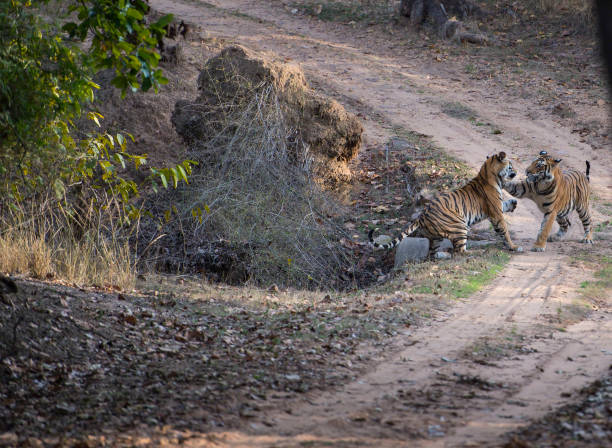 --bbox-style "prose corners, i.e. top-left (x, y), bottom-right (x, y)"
top-left (62, 0), bottom-right (173, 95)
